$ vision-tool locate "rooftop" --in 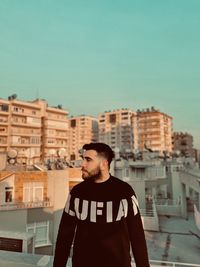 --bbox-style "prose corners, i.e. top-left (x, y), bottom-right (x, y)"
top-left (0, 214), bottom-right (199, 267)
top-left (146, 213), bottom-right (200, 265)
